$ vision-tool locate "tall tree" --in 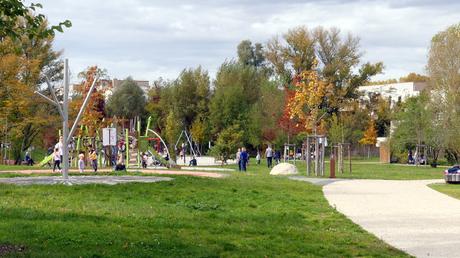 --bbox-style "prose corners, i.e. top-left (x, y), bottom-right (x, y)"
top-left (427, 22), bottom-right (460, 162)
top-left (266, 26), bottom-right (383, 115)
top-left (106, 78), bottom-right (146, 120)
